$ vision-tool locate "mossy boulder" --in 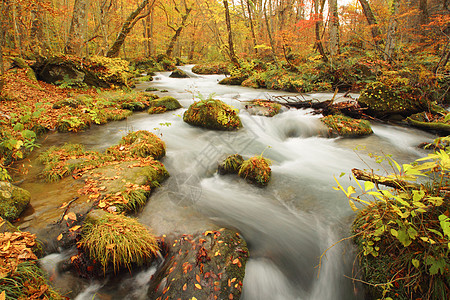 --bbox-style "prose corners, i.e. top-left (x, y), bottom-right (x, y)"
top-left (406, 112), bottom-right (450, 134)
top-left (183, 99), bottom-right (242, 131)
top-left (321, 115), bottom-right (373, 137)
top-left (358, 81), bottom-right (424, 118)
top-left (219, 75), bottom-right (248, 85)
top-left (192, 63), bottom-right (229, 75)
top-left (169, 68), bottom-right (188, 78)
top-left (218, 154), bottom-right (244, 175)
top-left (0, 181), bottom-right (31, 221)
top-left (148, 96), bottom-right (182, 114)
top-left (77, 211), bottom-right (160, 275)
top-left (242, 76), bottom-right (261, 88)
top-left (52, 97), bottom-right (82, 109)
top-left (32, 55), bottom-right (133, 88)
top-left (238, 156), bottom-right (271, 187)
top-left (107, 130), bottom-right (166, 160)
top-left (147, 229), bottom-right (248, 300)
